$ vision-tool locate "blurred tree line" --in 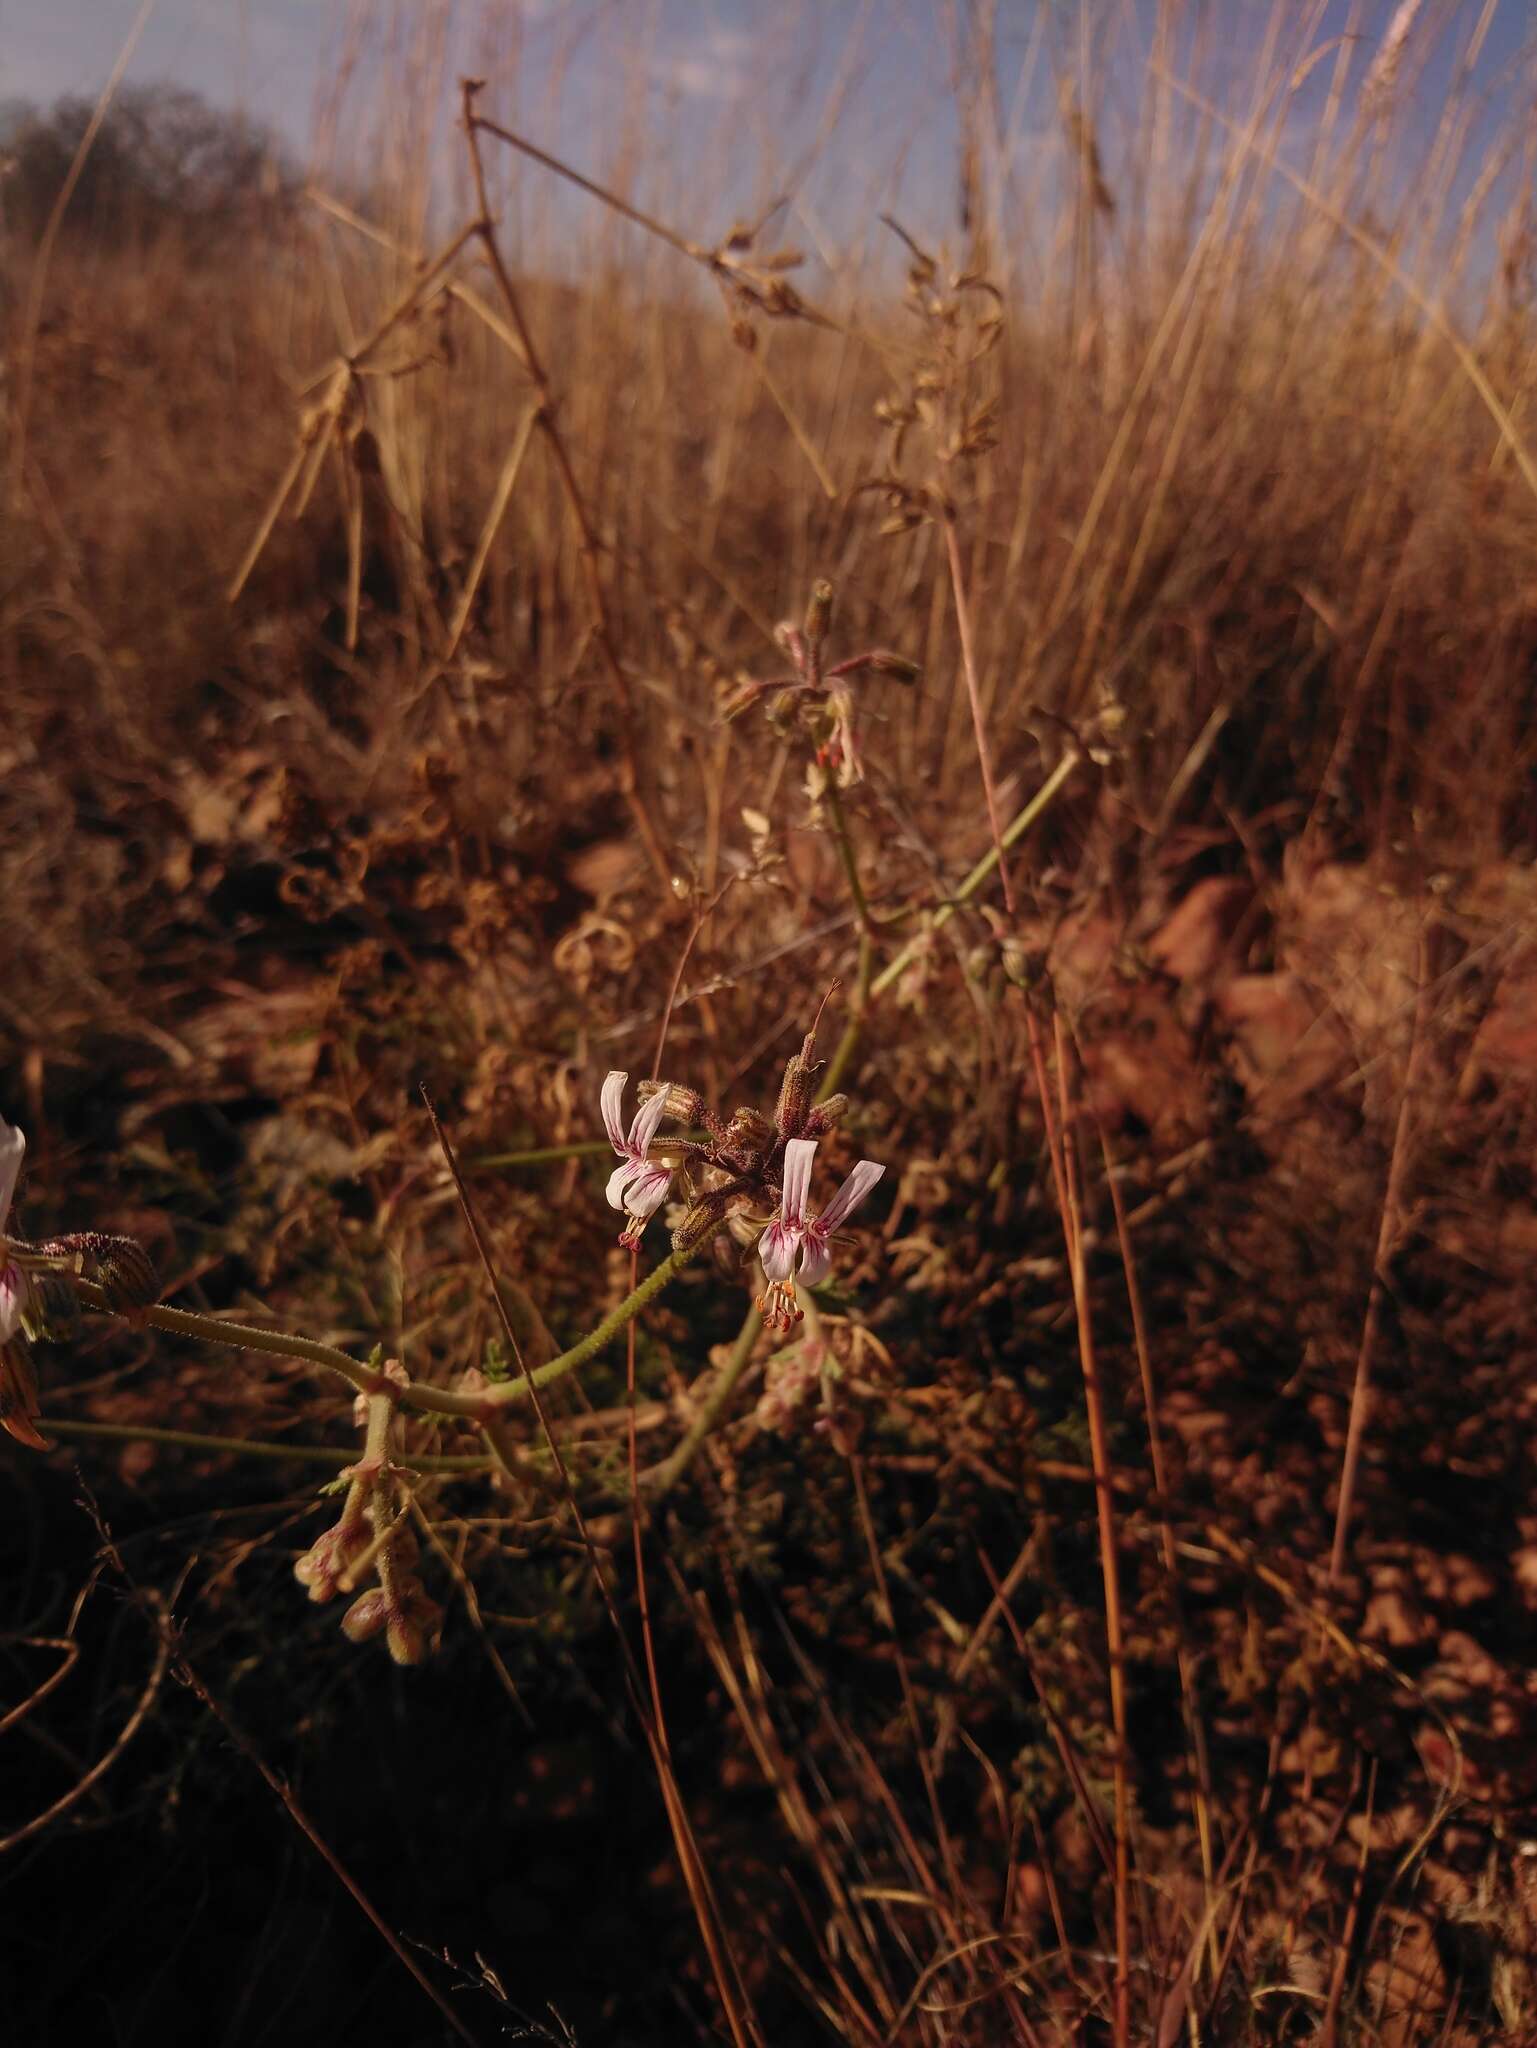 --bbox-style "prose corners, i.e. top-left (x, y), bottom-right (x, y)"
top-left (0, 84), bottom-right (292, 249)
